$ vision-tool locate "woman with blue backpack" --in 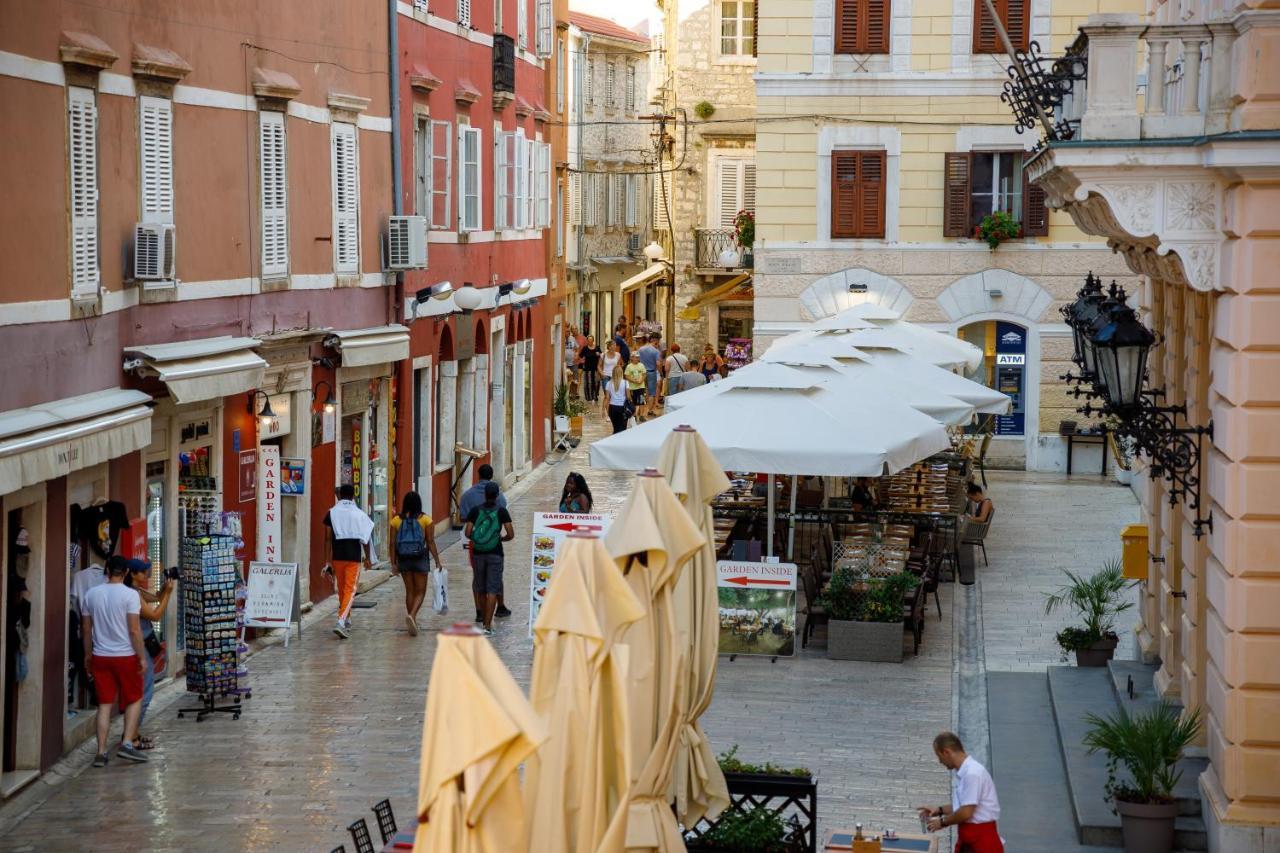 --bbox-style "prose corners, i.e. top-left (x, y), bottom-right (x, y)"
top-left (389, 491), bottom-right (442, 636)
